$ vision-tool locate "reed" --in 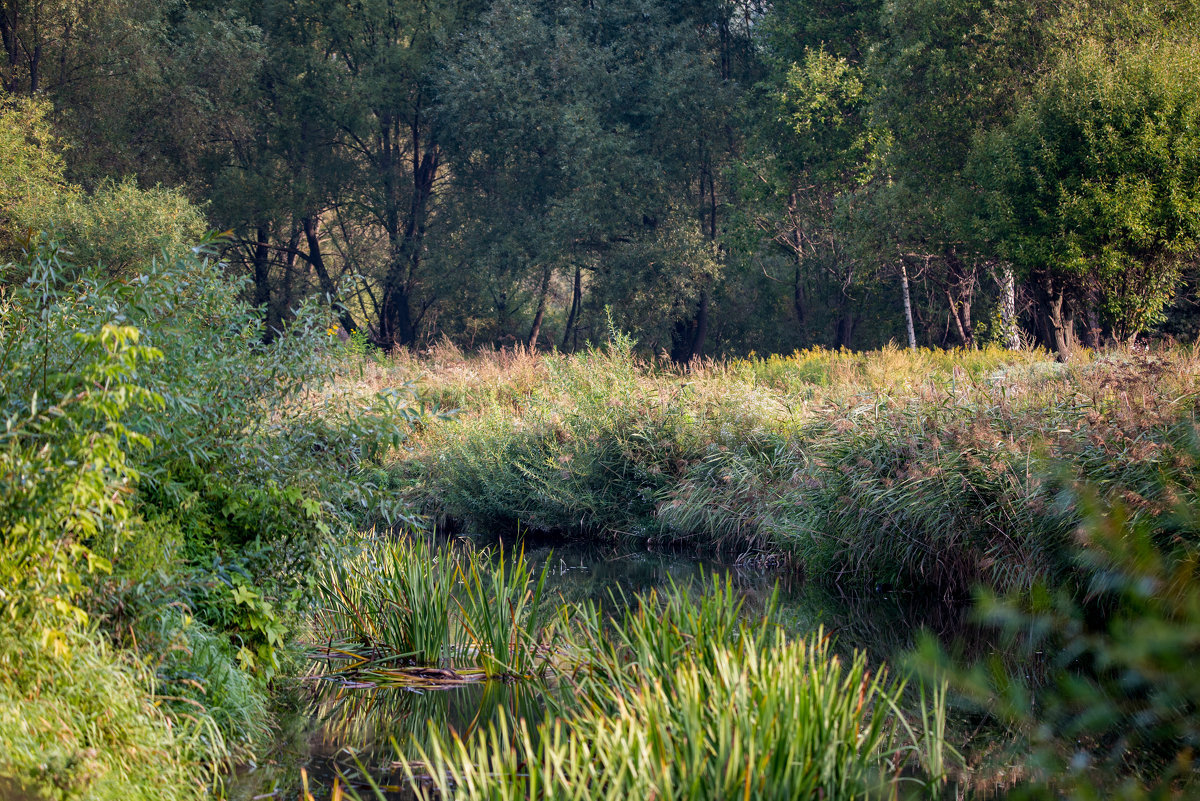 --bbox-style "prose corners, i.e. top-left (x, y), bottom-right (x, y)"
top-left (568, 574), bottom-right (777, 702)
top-left (315, 537), bottom-right (457, 665)
top-left (458, 546), bottom-right (555, 677)
top-left (314, 537), bottom-right (559, 679)
top-left (398, 630), bottom-right (936, 801)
